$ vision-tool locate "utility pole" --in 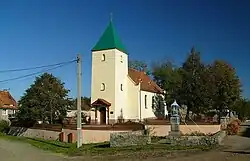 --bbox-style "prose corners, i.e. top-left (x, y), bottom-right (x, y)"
top-left (77, 54), bottom-right (82, 148)
top-left (50, 99), bottom-right (52, 124)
